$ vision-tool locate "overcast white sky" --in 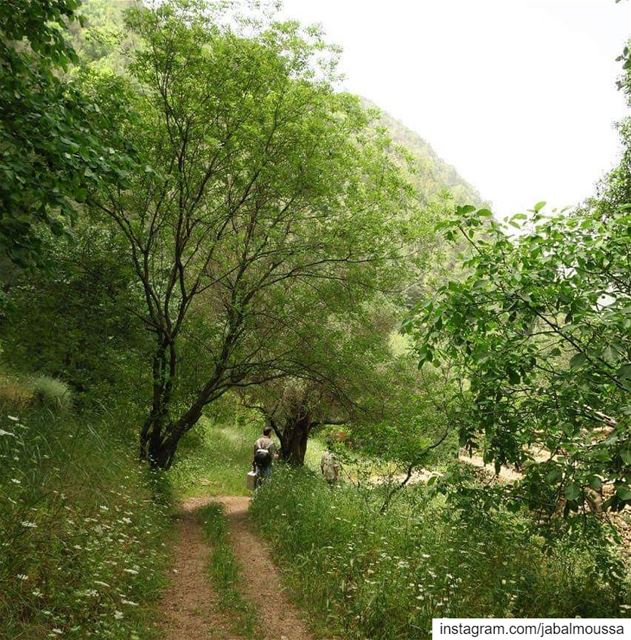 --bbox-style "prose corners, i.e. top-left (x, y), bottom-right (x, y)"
top-left (280, 0), bottom-right (631, 216)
